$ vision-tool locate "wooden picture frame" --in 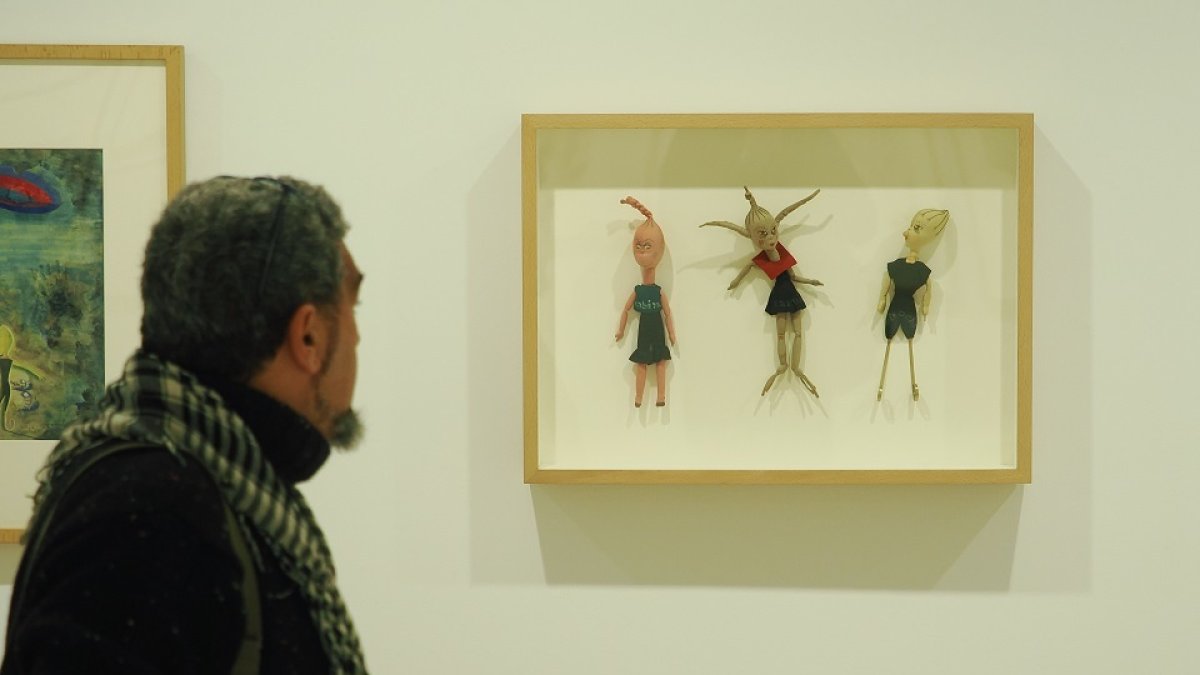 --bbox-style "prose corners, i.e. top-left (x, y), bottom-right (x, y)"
top-left (0, 45), bottom-right (185, 542)
top-left (523, 113), bottom-right (1032, 485)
